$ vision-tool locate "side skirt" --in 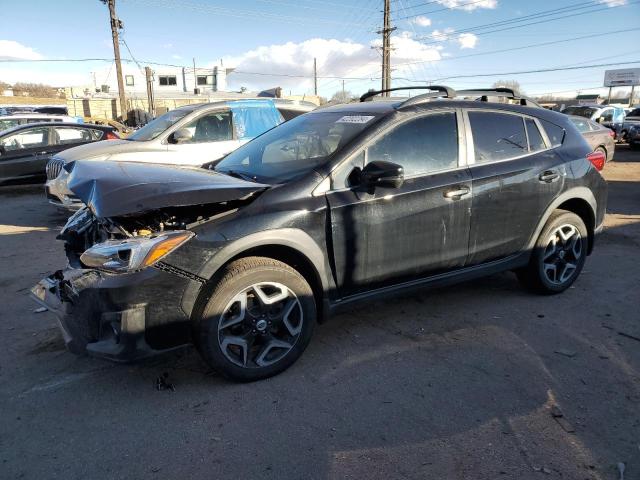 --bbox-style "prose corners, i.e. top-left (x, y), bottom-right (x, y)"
top-left (328, 252), bottom-right (530, 315)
